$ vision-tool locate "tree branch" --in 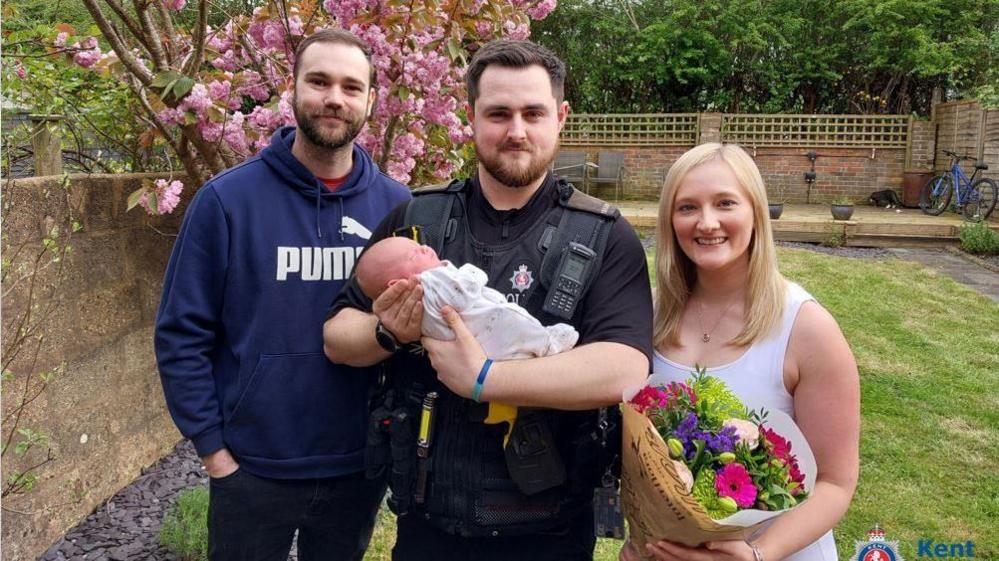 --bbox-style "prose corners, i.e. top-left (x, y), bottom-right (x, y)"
top-left (155, 0), bottom-right (178, 65)
top-left (133, 0), bottom-right (170, 70)
top-left (99, 0), bottom-right (152, 58)
top-left (81, 0), bottom-right (155, 85)
top-left (182, 0), bottom-right (210, 76)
